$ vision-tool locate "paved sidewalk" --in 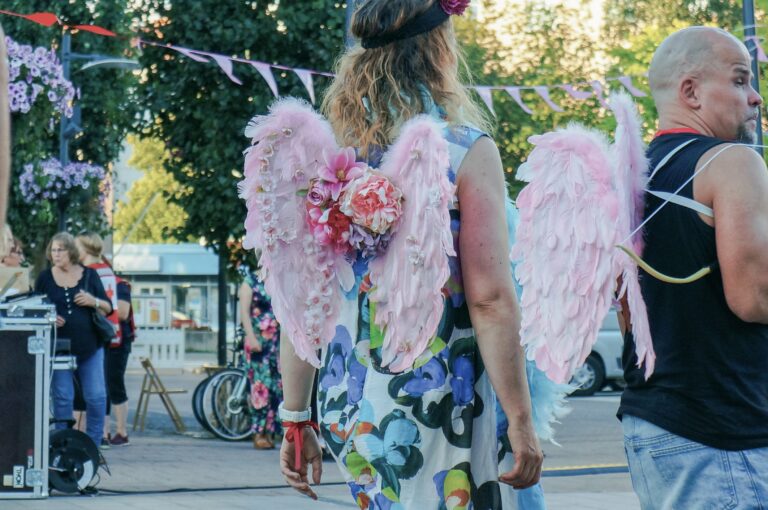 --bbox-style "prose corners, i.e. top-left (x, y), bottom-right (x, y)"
top-left (1, 355), bottom-right (640, 509)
